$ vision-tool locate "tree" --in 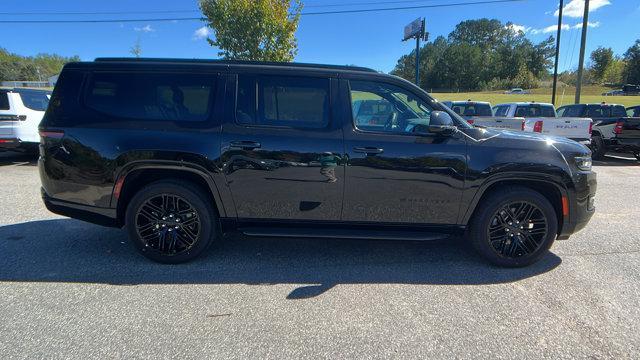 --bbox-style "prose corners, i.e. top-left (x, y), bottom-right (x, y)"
top-left (0, 47), bottom-right (79, 81)
top-left (199, 0), bottom-right (302, 62)
top-left (602, 58), bottom-right (625, 84)
top-left (590, 47), bottom-right (614, 82)
top-left (130, 38), bottom-right (142, 58)
top-left (623, 39), bottom-right (640, 84)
